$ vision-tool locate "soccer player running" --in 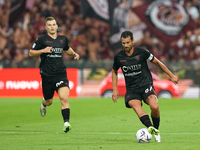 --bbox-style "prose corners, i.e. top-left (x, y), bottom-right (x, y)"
top-left (29, 17), bottom-right (80, 133)
top-left (112, 31), bottom-right (179, 142)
